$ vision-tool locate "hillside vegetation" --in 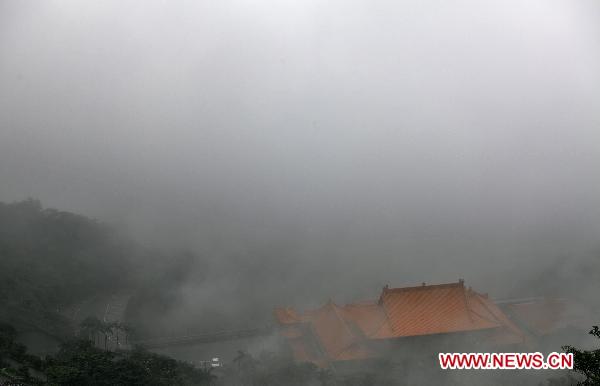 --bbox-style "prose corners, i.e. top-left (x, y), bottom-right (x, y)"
top-left (0, 199), bottom-right (135, 334)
